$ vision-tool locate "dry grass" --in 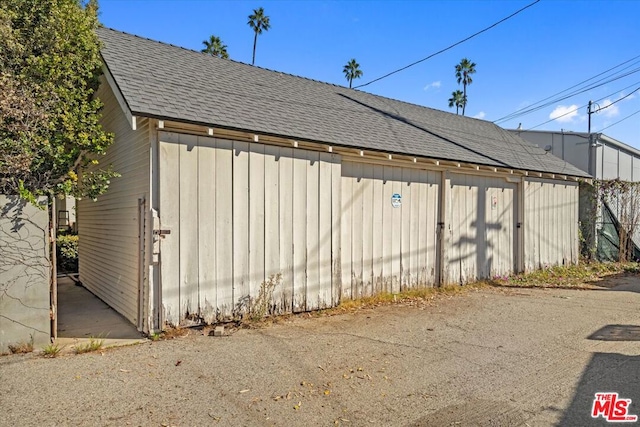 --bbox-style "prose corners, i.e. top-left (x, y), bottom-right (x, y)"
top-left (8, 336), bottom-right (34, 354)
top-left (74, 337), bottom-right (104, 354)
top-left (490, 262), bottom-right (640, 289)
top-left (147, 326), bottom-right (191, 341)
top-left (335, 283), bottom-right (485, 312)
